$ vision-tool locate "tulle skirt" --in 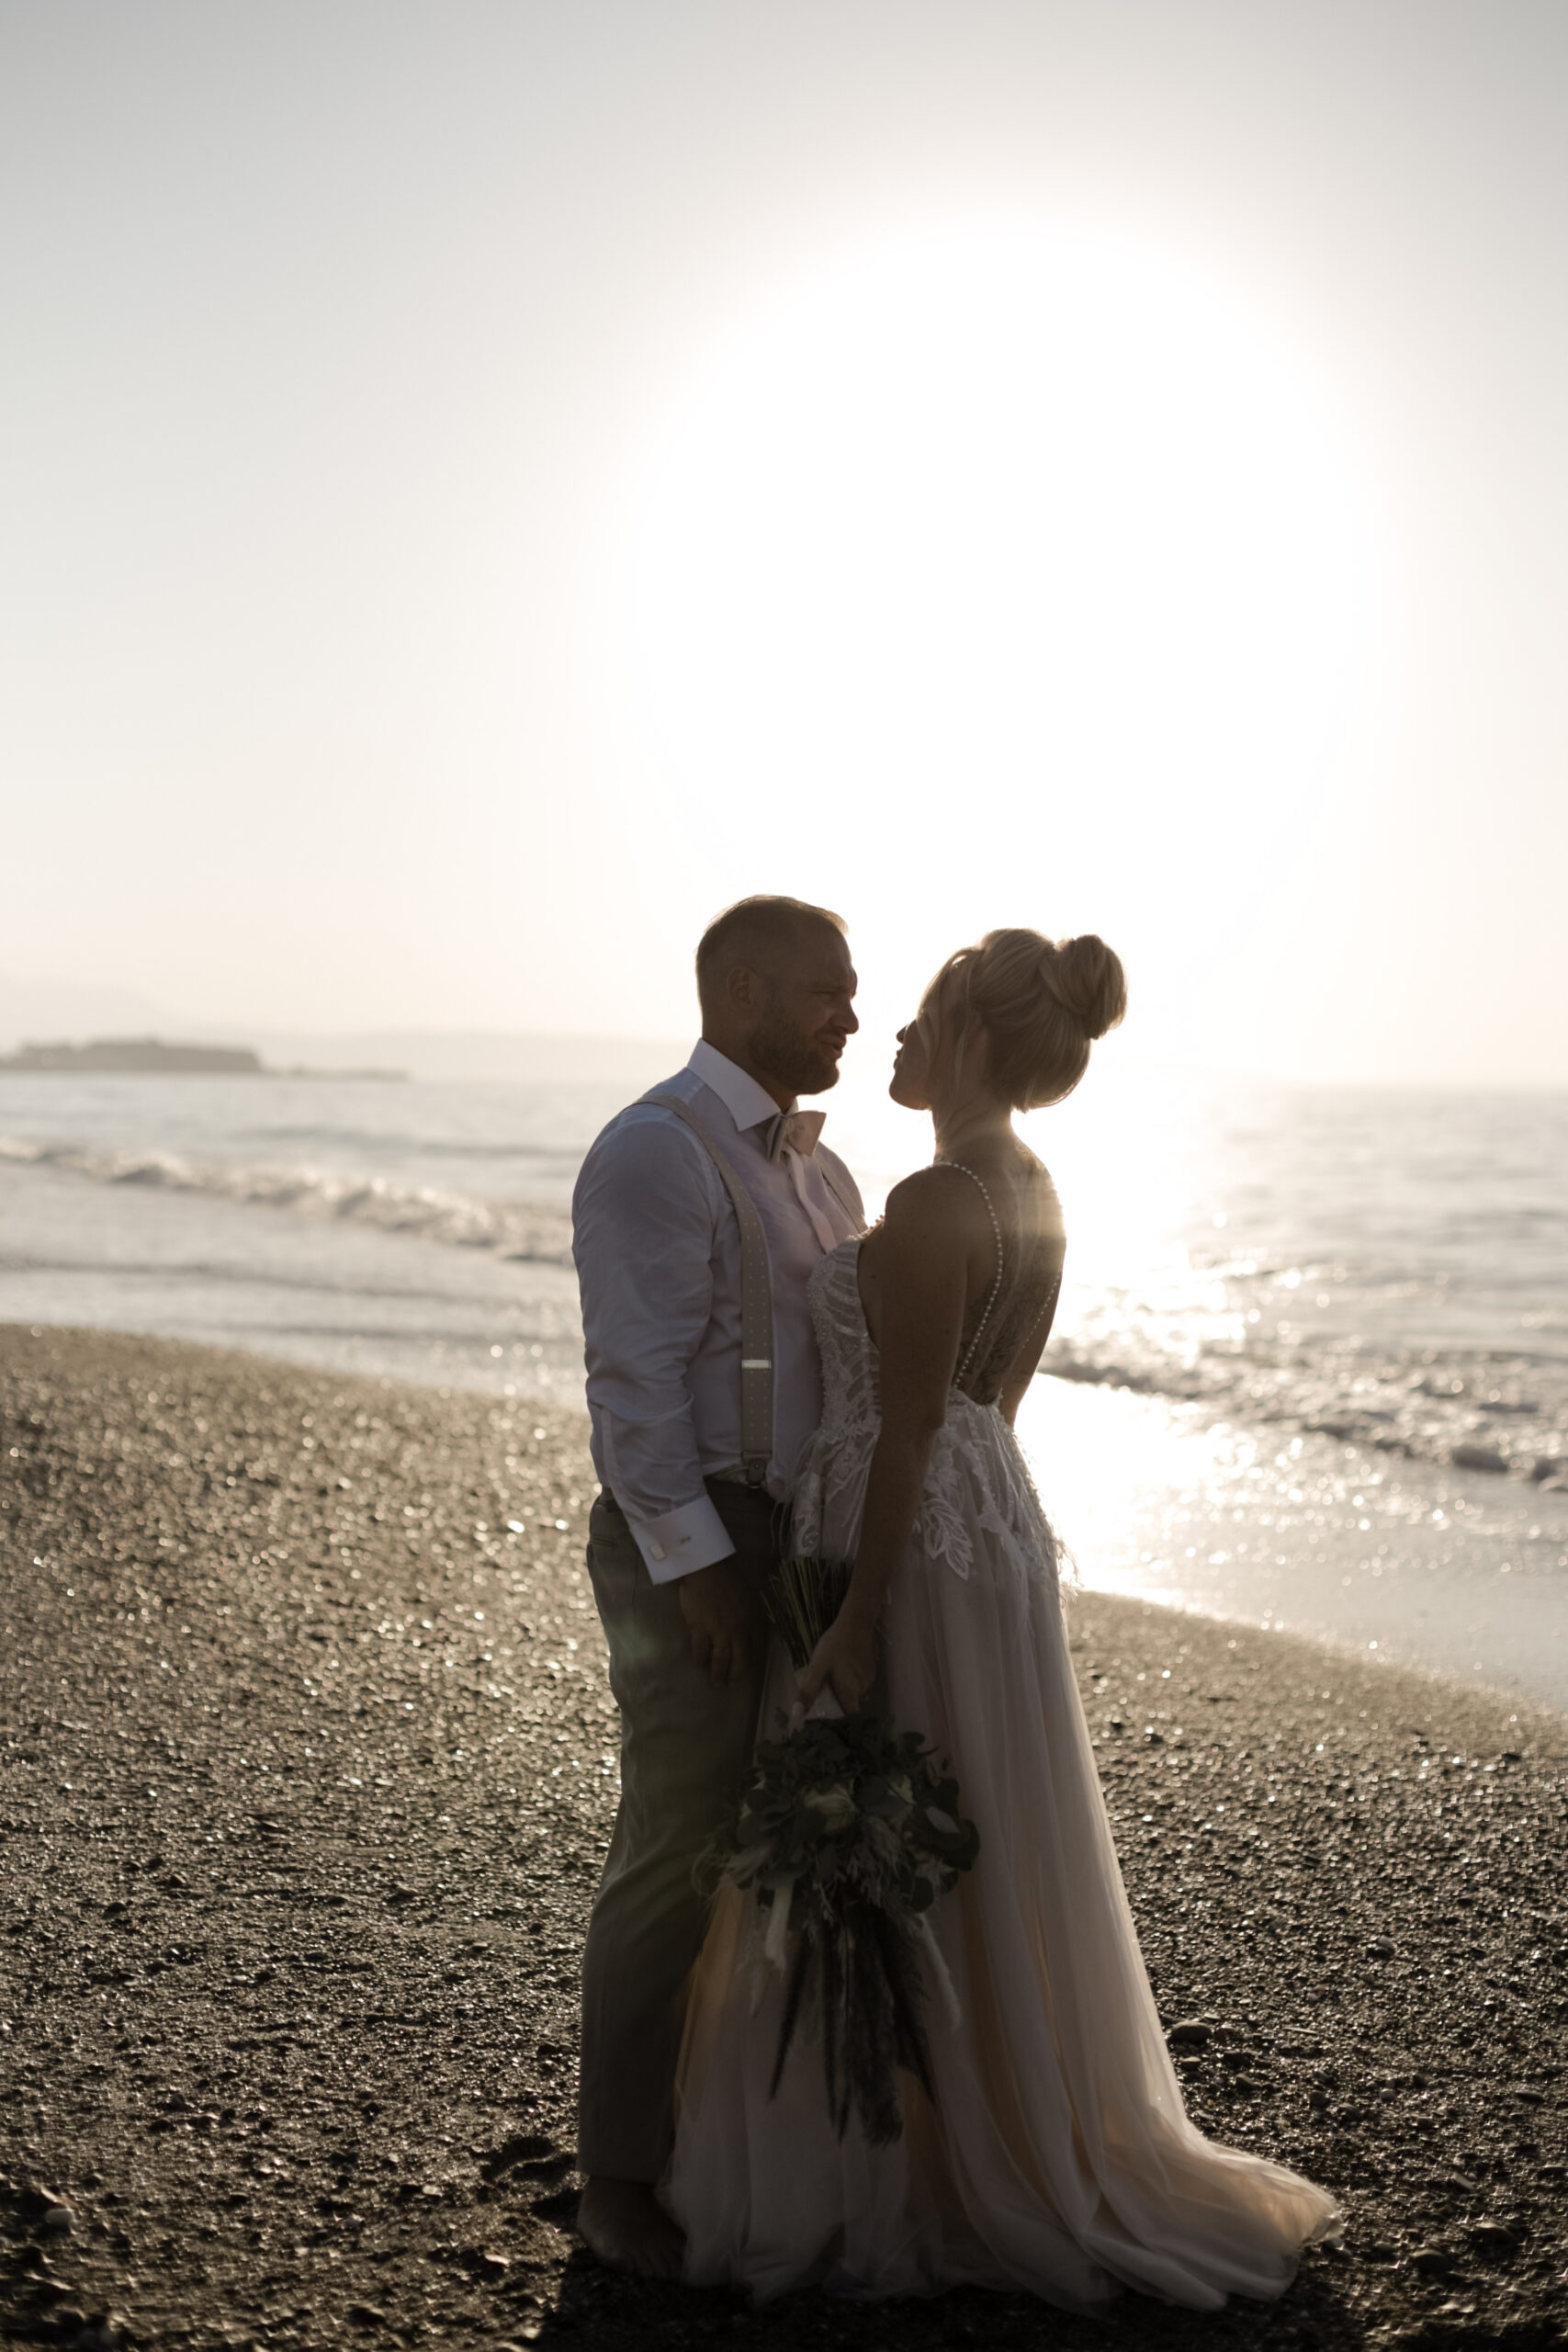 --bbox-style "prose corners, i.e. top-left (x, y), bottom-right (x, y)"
top-left (666, 1406), bottom-right (1341, 2307)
